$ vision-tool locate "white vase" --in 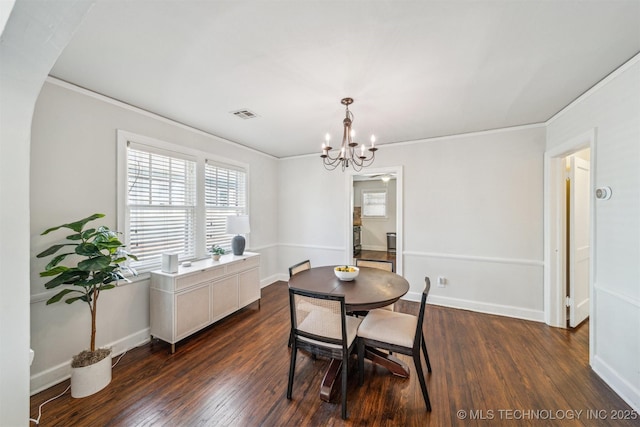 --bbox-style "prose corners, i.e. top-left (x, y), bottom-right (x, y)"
top-left (71, 353), bottom-right (112, 398)
top-left (212, 254), bottom-right (221, 261)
